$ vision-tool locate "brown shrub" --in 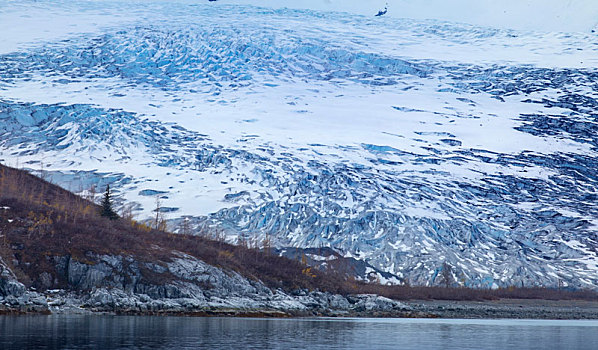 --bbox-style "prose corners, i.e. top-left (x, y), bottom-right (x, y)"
top-left (1, 163), bottom-right (596, 301)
